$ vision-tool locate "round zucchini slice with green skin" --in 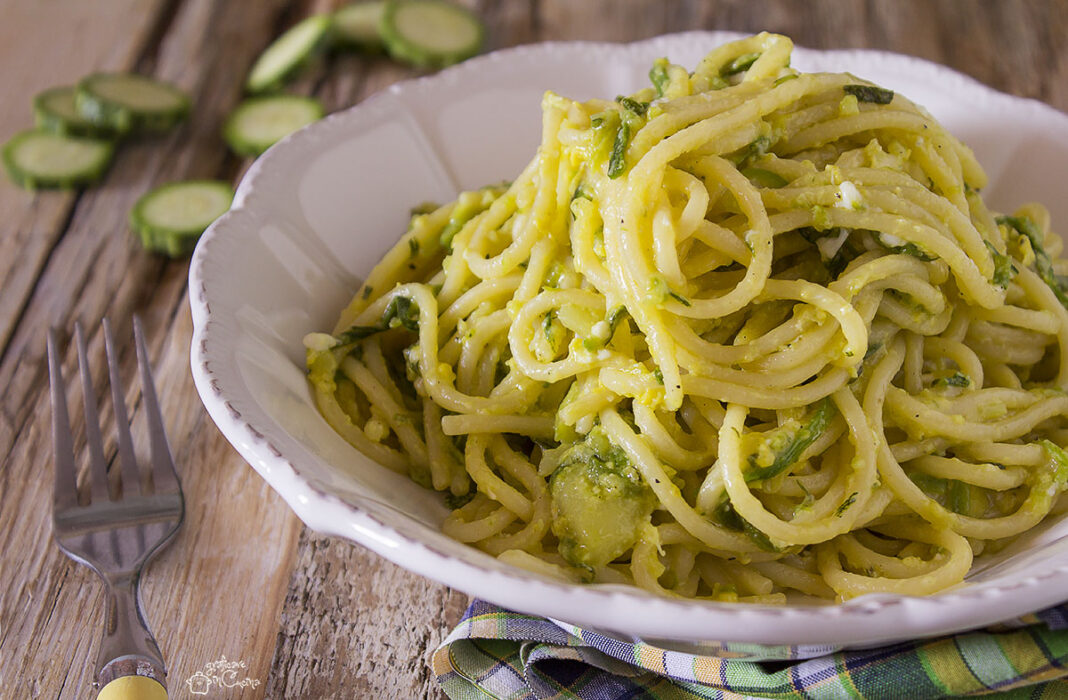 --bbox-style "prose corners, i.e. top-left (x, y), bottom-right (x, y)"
top-left (379, 0), bottom-right (484, 68)
top-left (76, 73), bottom-right (191, 134)
top-left (246, 14), bottom-right (334, 94)
top-left (223, 95), bottom-right (324, 157)
top-left (34, 86), bottom-right (118, 138)
top-left (333, 2), bottom-right (387, 52)
top-left (2, 129), bottom-right (114, 189)
top-left (130, 180), bottom-right (234, 257)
